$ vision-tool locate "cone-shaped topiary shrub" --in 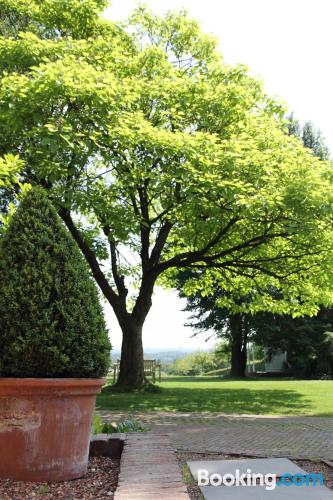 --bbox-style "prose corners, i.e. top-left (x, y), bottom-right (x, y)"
top-left (0, 187), bottom-right (111, 377)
